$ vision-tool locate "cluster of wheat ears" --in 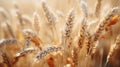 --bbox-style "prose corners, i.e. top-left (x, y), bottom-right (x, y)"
top-left (0, 0), bottom-right (120, 67)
